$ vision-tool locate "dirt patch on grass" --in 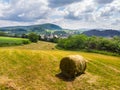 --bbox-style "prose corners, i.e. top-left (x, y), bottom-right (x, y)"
top-left (0, 76), bottom-right (19, 90)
